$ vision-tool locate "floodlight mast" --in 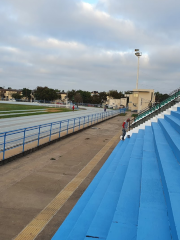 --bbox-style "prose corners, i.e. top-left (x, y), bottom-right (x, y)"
top-left (135, 49), bottom-right (142, 89)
